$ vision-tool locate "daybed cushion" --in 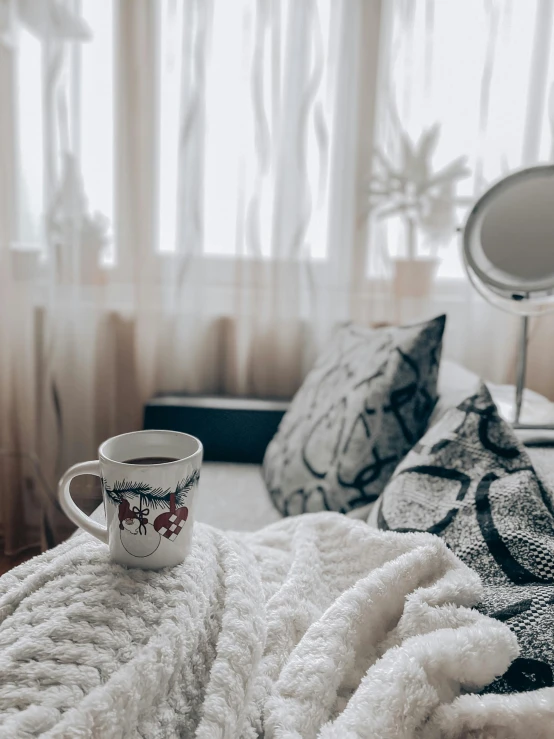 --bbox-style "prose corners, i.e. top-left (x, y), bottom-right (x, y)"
top-left (178, 358), bottom-right (480, 532)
